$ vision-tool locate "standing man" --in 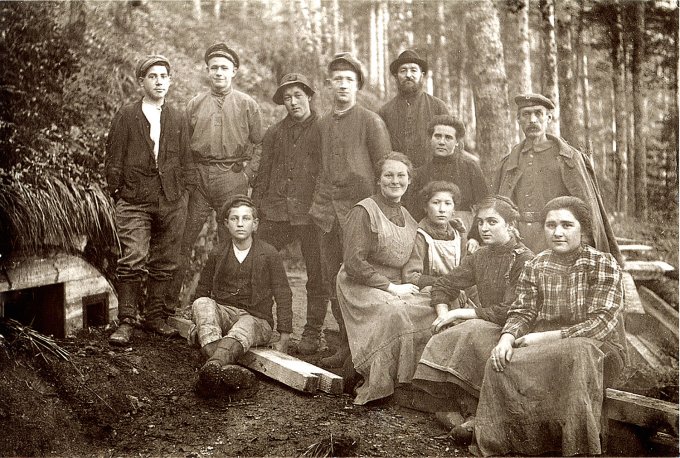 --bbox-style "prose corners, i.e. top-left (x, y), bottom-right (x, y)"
top-left (378, 49), bottom-right (449, 168)
top-left (309, 52), bottom-right (391, 368)
top-left (408, 115), bottom-right (488, 228)
top-left (495, 93), bottom-right (621, 262)
top-left (106, 55), bottom-right (195, 345)
top-left (251, 73), bottom-right (329, 356)
top-left (169, 42), bottom-right (265, 309)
